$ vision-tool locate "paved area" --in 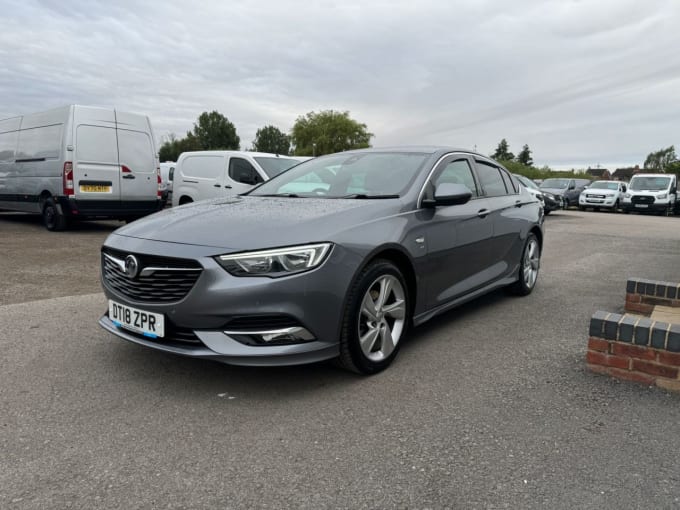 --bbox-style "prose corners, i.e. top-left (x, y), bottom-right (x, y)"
top-left (1, 210), bottom-right (680, 509)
